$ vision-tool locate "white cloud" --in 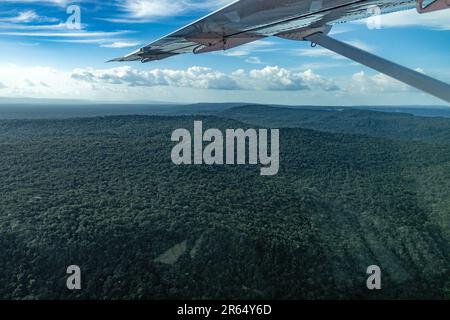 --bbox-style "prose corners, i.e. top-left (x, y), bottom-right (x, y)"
top-left (349, 71), bottom-right (410, 94)
top-left (0, 0), bottom-right (71, 6)
top-left (294, 47), bottom-right (338, 58)
top-left (245, 57), bottom-right (262, 64)
top-left (0, 10), bottom-right (38, 23)
top-left (0, 10), bottom-right (60, 26)
top-left (298, 62), bottom-right (347, 70)
top-left (72, 66), bottom-right (240, 90)
top-left (0, 63), bottom-right (445, 105)
top-left (101, 41), bottom-right (141, 48)
top-left (0, 64), bottom-right (79, 98)
top-left (355, 9), bottom-right (450, 30)
top-left (116, 0), bottom-right (235, 21)
top-left (0, 22), bottom-right (73, 31)
top-left (237, 66), bottom-right (338, 91)
top-left (70, 65), bottom-right (339, 92)
top-left (0, 30), bottom-right (132, 37)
